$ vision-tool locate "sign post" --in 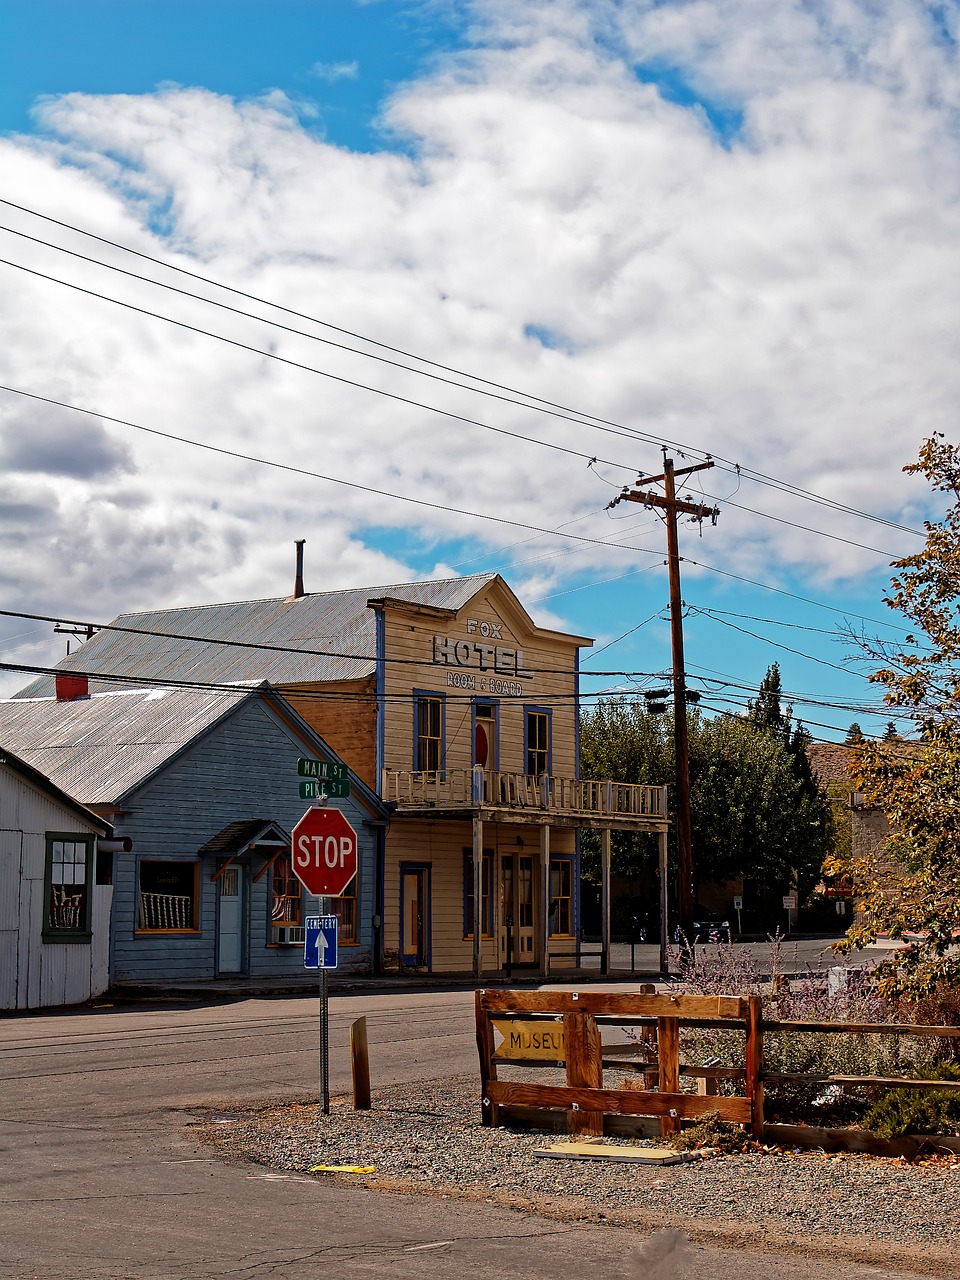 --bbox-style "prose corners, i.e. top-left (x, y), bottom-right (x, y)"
top-left (303, 914), bottom-right (338, 1114)
top-left (291, 807), bottom-right (358, 1118)
top-left (733, 894), bottom-right (743, 938)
